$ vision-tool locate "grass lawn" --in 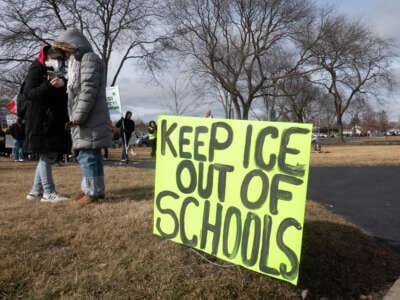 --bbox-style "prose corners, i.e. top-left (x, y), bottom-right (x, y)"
top-left (0, 144), bottom-right (399, 299)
